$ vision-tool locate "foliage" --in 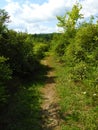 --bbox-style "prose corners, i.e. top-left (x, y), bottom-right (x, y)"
top-left (0, 9), bottom-right (9, 35)
top-left (51, 33), bottom-right (69, 60)
top-left (52, 3), bottom-right (83, 61)
top-left (57, 3), bottom-right (83, 34)
top-left (0, 8), bottom-right (51, 130)
top-left (0, 56), bottom-right (12, 81)
top-left (33, 42), bottom-right (48, 60)
top-left (53, 57), bottom-right (98, 130)
top-left (53, 2), bottom-right (98, 83)
top-left (70, 61), bottom-right (88, 81)
top-left (51, 2), bottom-right (98, 130)
top-left (0, 56), bottom-right (12, 107)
